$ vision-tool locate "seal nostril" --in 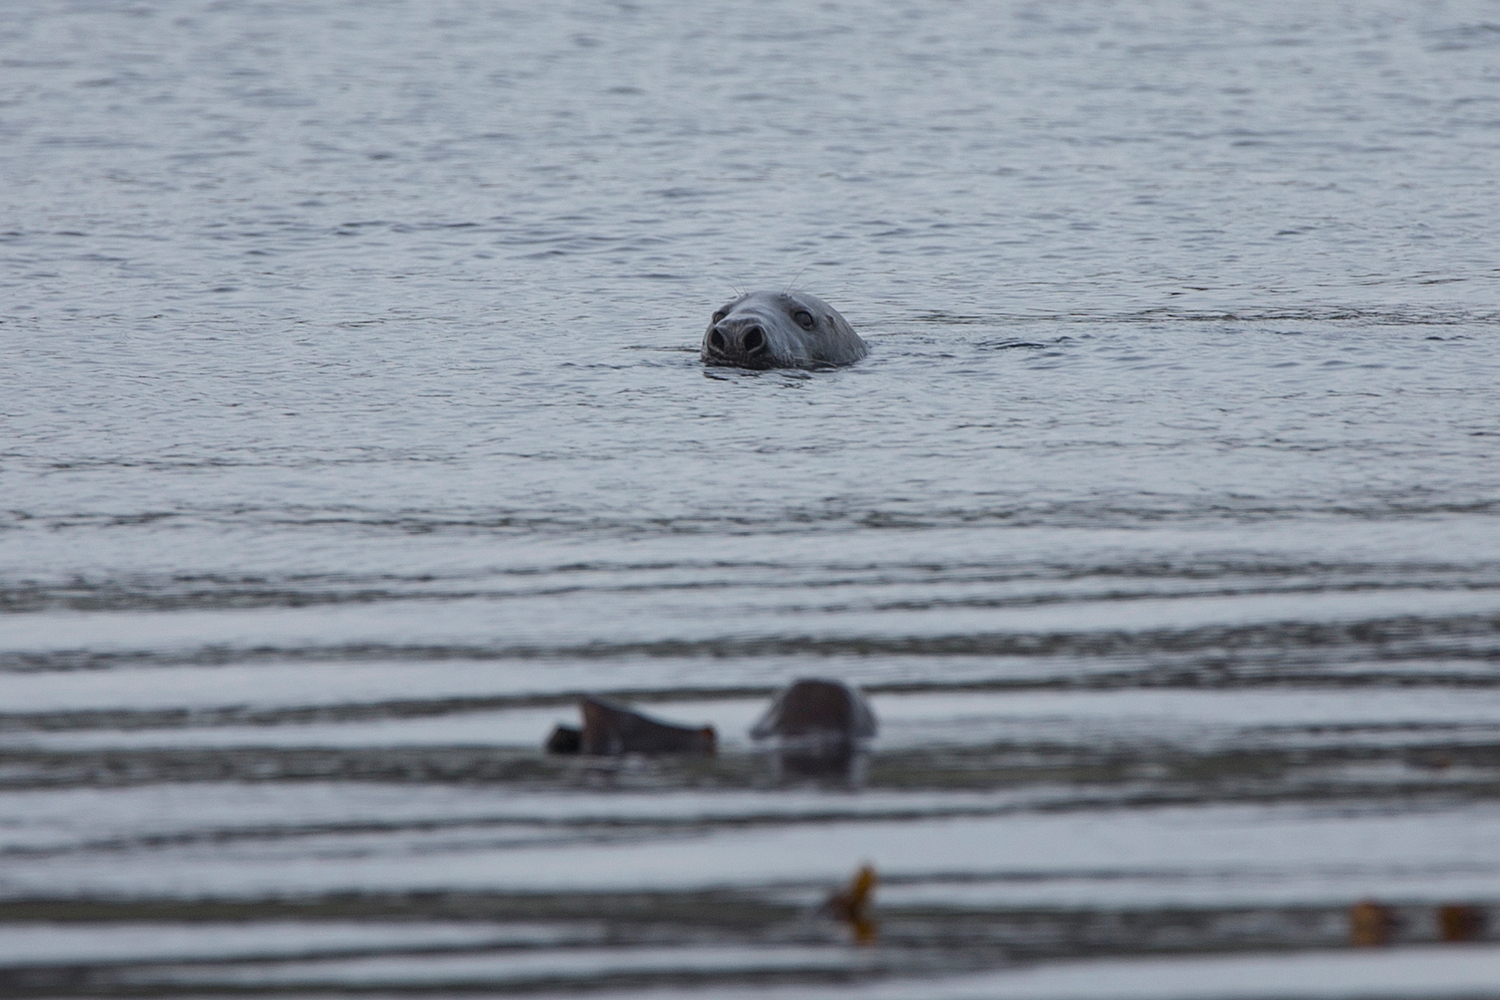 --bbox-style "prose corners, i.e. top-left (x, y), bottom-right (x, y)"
top-left (709, 329), bottom-right (726, 352)
top-left (743, 327), bottom-right (765, 353)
